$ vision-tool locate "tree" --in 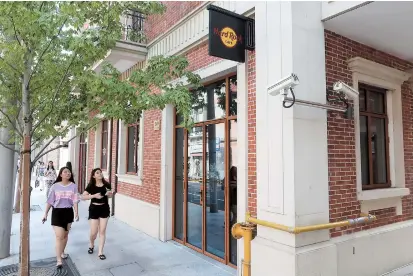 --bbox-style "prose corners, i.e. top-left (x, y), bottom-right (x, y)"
top-left (0, 2), bottom-right (200, 275)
